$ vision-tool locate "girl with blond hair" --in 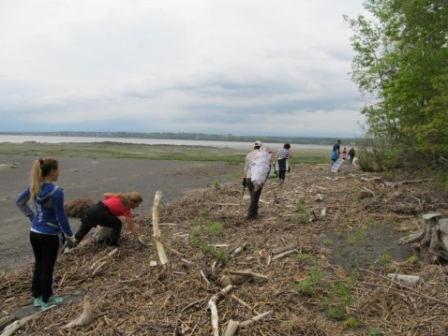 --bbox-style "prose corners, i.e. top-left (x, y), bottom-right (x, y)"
top-left (16, 158), bottom-right (76, 309)
top-left (75, 191), bottom-right (146, 247)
